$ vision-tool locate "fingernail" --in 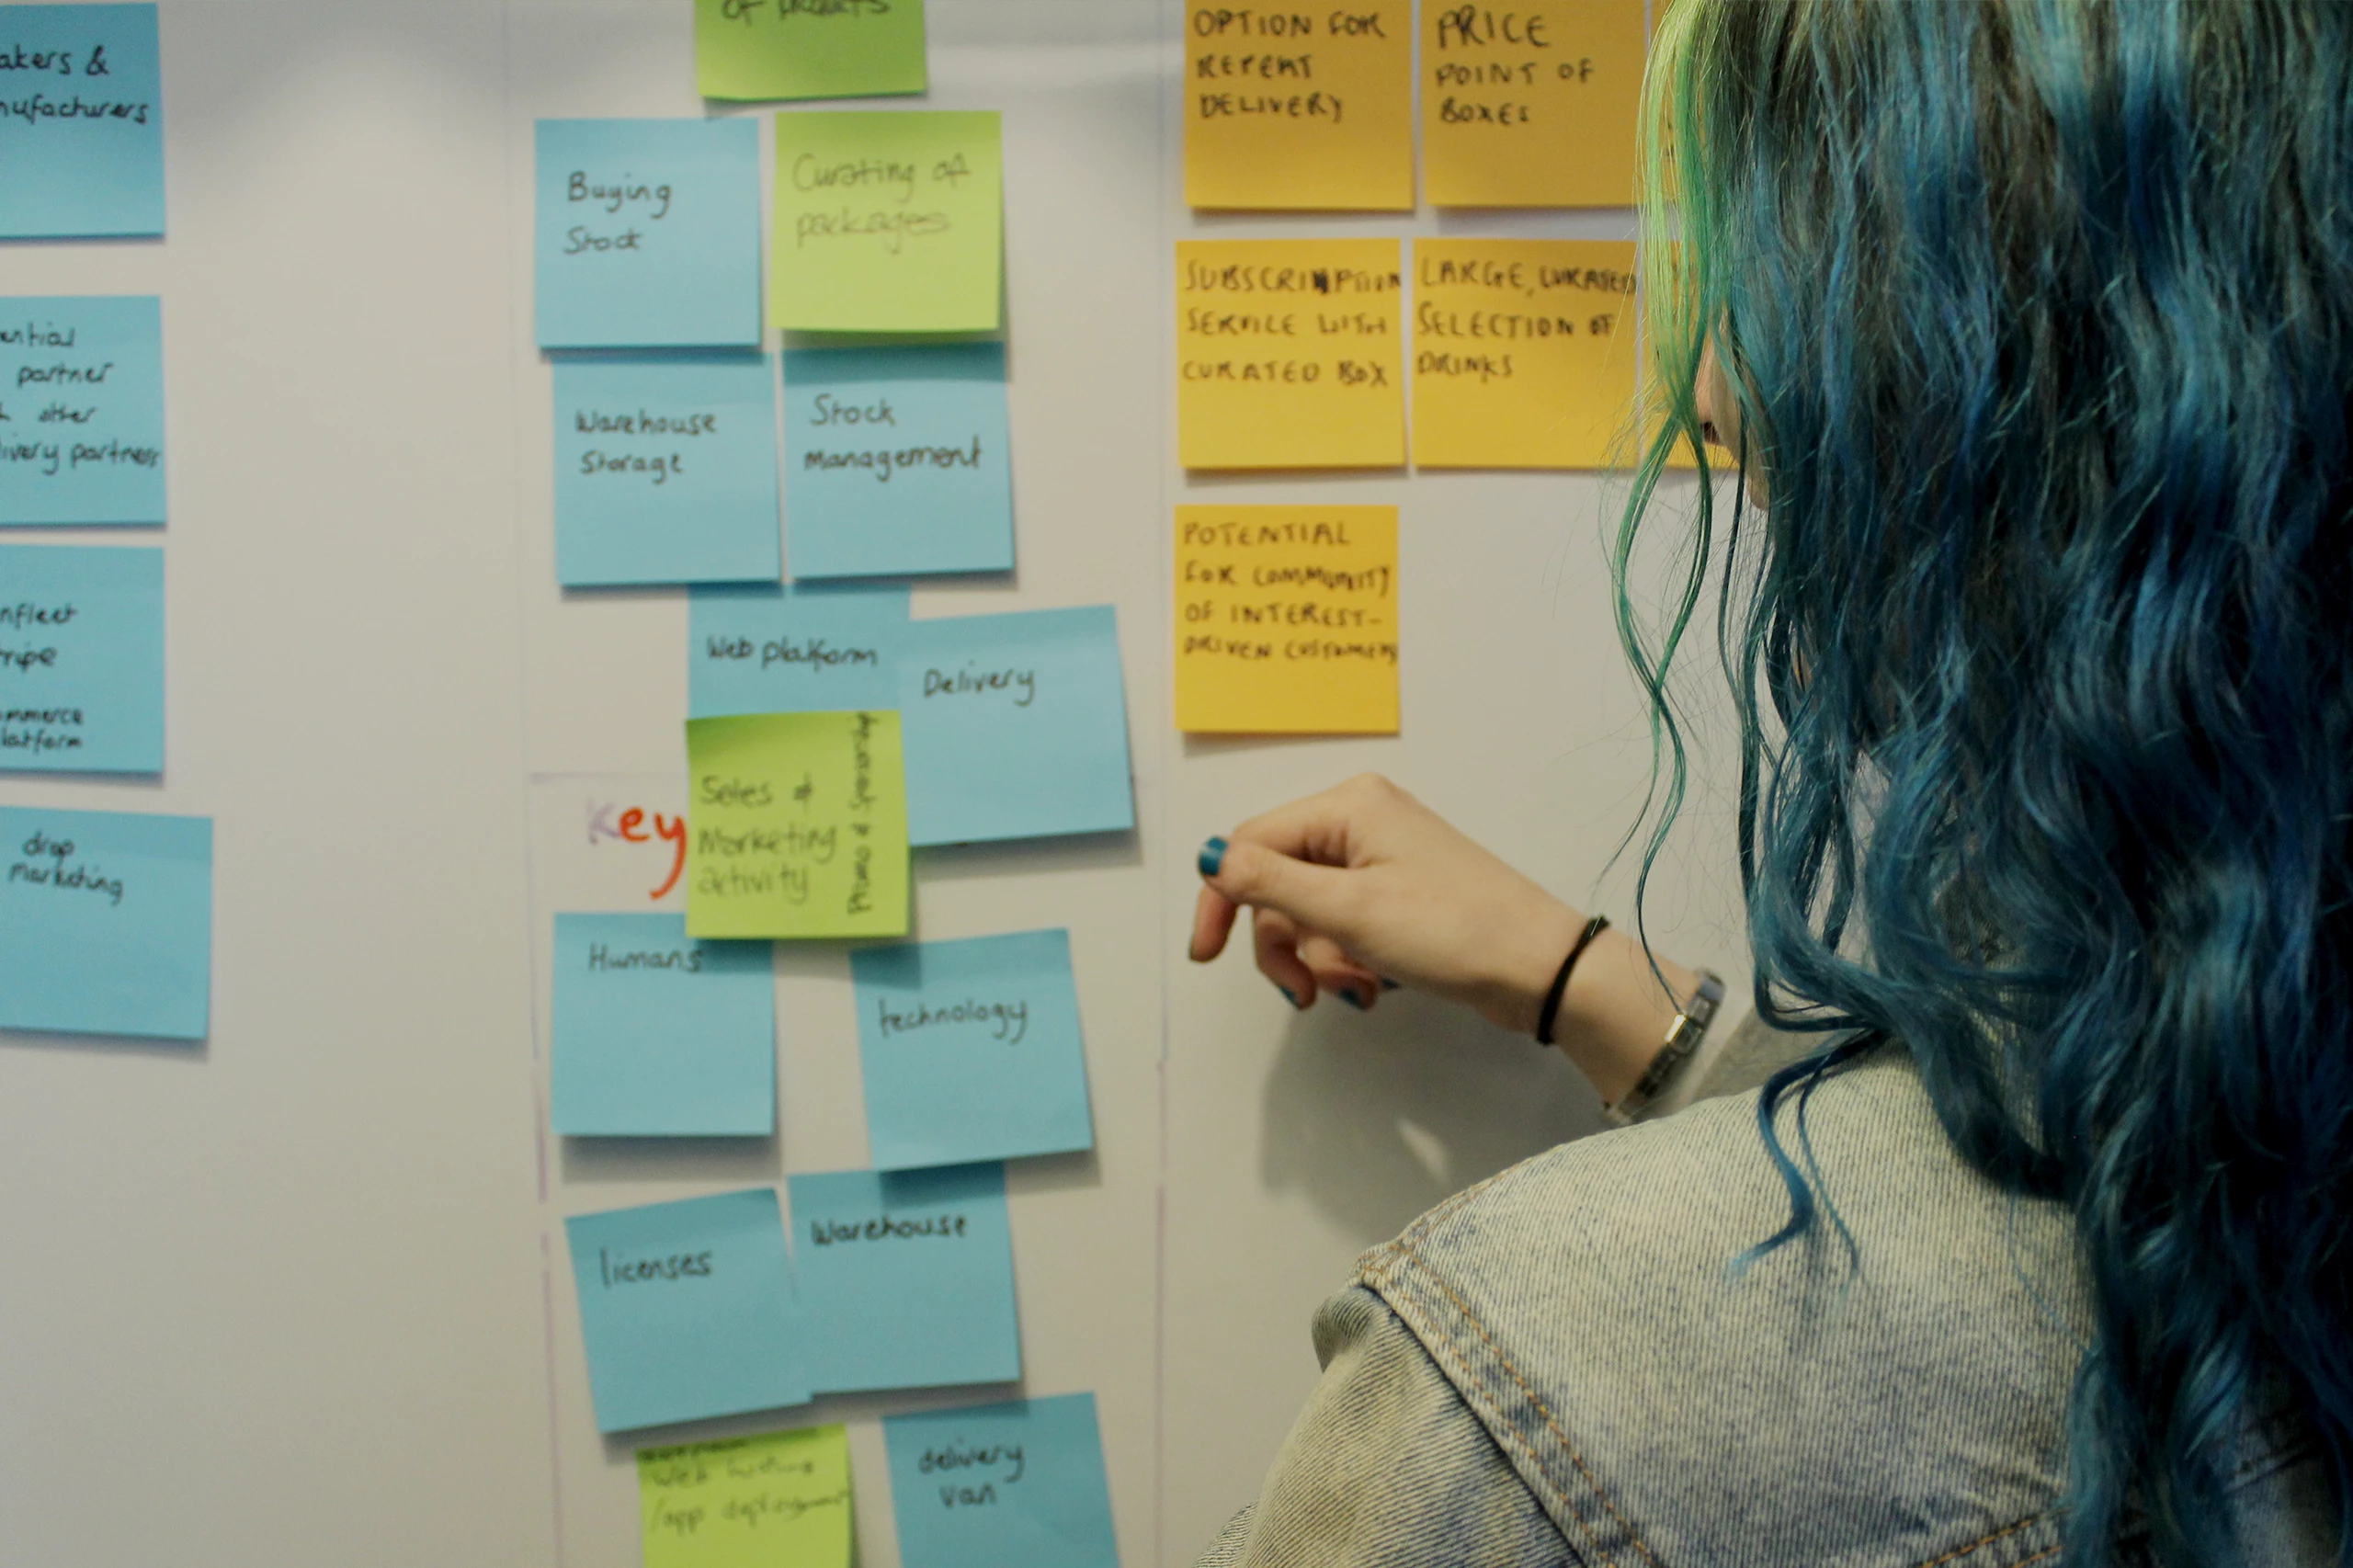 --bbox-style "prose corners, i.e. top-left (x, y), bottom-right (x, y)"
top-left (1276, 983), bottom-right (1302, 1008)
top-left (1198, 836), bottom-right (1228, 878)
top-left (1379, 977), bottom-right (1401, 992)
top-left (1339, 988), bottom-right (1368, 1011)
